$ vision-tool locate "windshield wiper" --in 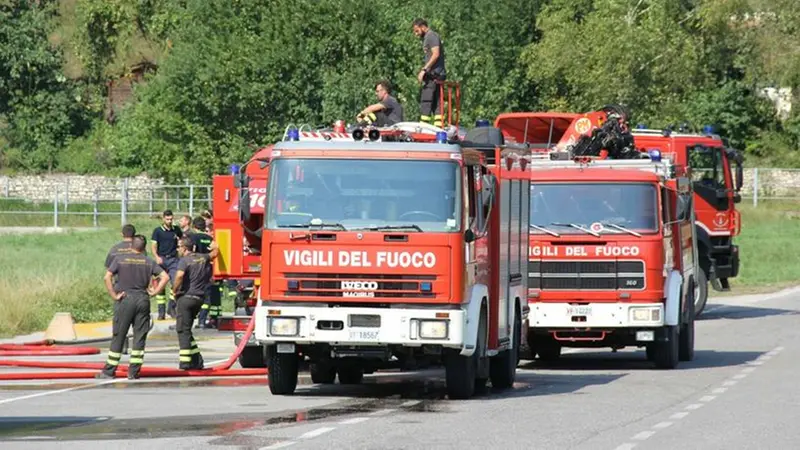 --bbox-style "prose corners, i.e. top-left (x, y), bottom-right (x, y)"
top-left (602, 222), bottom-right (642, 238)
top-left (353, 224), bottom-right (423, 232)
top-left (278, 222), bottom-right (347, 231)
top-left (550, 222), bottom-right (601, 237)
top-left (530, 223), bottom-right (560, 237)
